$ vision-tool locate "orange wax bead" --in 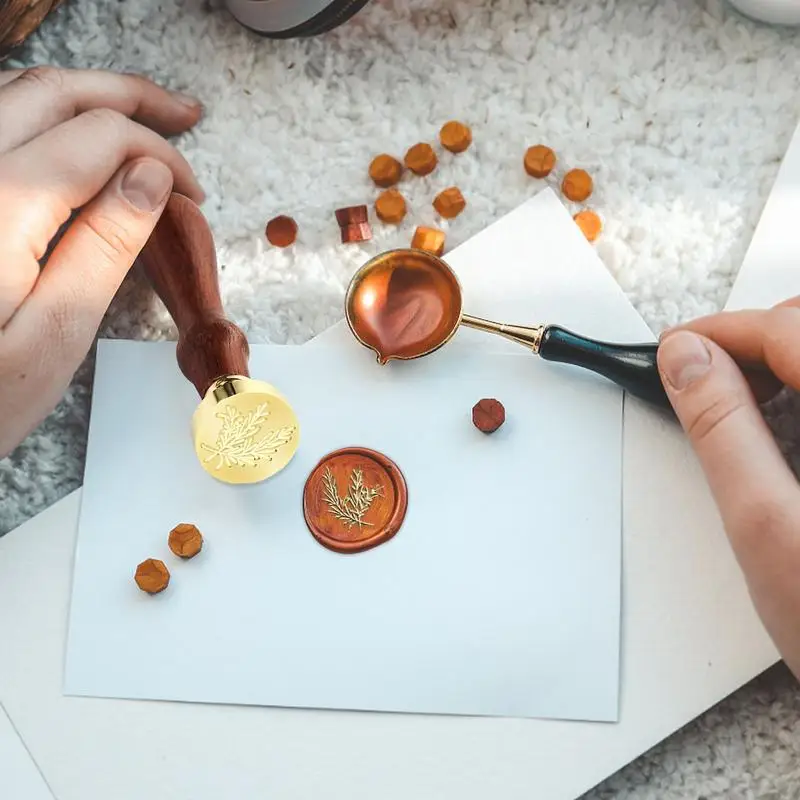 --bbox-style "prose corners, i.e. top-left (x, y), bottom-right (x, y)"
top-left (369, 154), bottom-right (403, 188)
top-left (573, 210), bottom-right (603, 242)
top-left (404, 143), bottom-right (438, 176)
top-left (433, 187), bottom-right (466, 219)
top-left (375, 189), bottom-right (407, 224)
top-left (411, 226), bottom-right (445, 257)
top-left (134, 558), bottom-right (170, 594)
top-left (168, 523), bottom-right (204, 558)
top-left (439, 121), bottom-right (472, 153)
top-left (524, 145), bottom-right (556, 178)
top-left (562, 169), bottom-right (593, 202)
